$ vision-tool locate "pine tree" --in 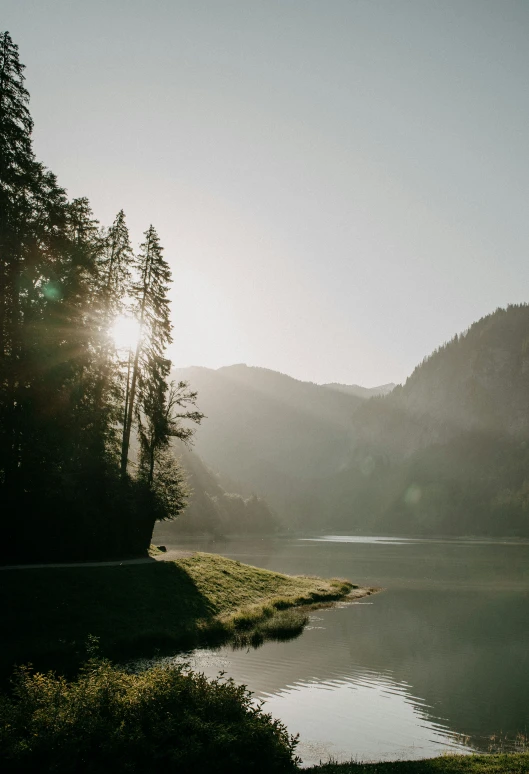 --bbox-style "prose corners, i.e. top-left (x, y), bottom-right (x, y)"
top-left (93, 210), bottom-right (134, 459)
top-left (0, 31), bottom-right (71, 495)
top-left (98, 210), bottom-right (133, 320)
top-left (0, 31), bottom-right (35, 489)
top-left (120, 225), bottom-right (172, 477)
top-left (0, 32), bottom-right (204, 560)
